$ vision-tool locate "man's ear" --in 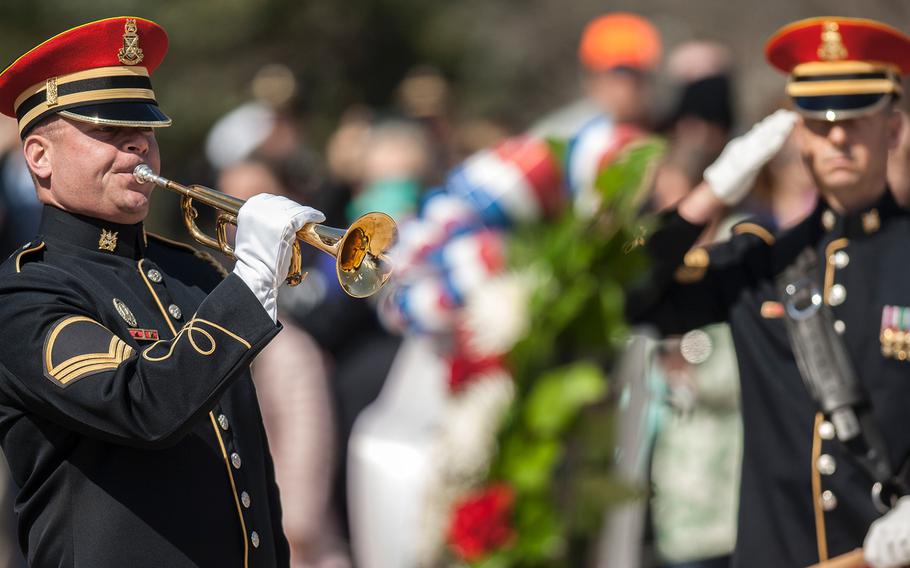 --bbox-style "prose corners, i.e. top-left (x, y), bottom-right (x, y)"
top-left (22, 133), bottom-right (52, 182)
